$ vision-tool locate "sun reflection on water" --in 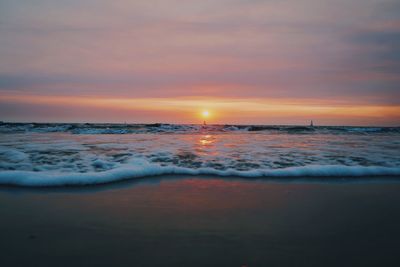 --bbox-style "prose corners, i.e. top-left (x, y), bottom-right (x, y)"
top-left (200, 135), bottom-right (213, 146)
